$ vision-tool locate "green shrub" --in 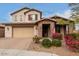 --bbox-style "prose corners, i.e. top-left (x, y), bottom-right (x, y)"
top-left (42, 38), bottom-right (52, 48)
top-left (52, 39), bottom-right (62, 47)
top-left (33, 35), bottom-right (41, 43)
